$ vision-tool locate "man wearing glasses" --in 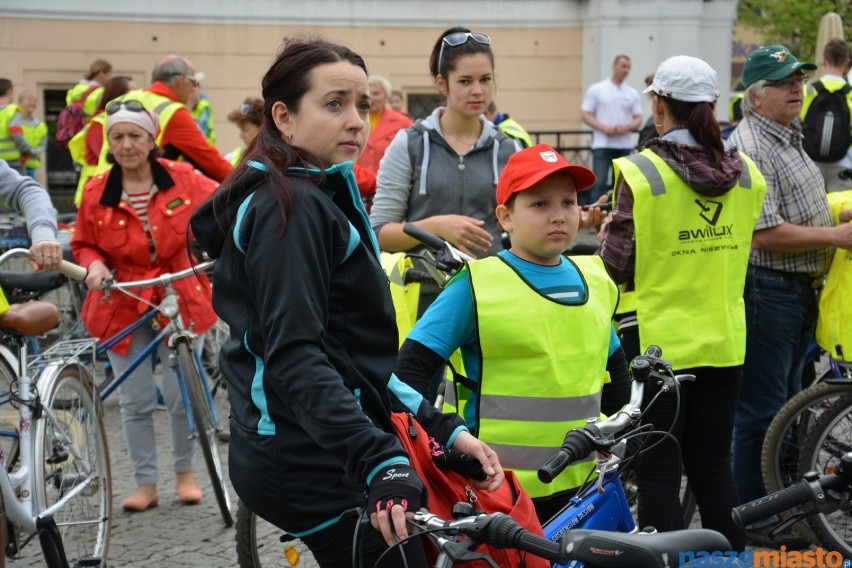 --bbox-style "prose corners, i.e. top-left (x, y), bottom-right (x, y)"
top-left (96, 54), bottom-right (232, 183)
top-left (729, 45), bottom-right (852, 544)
